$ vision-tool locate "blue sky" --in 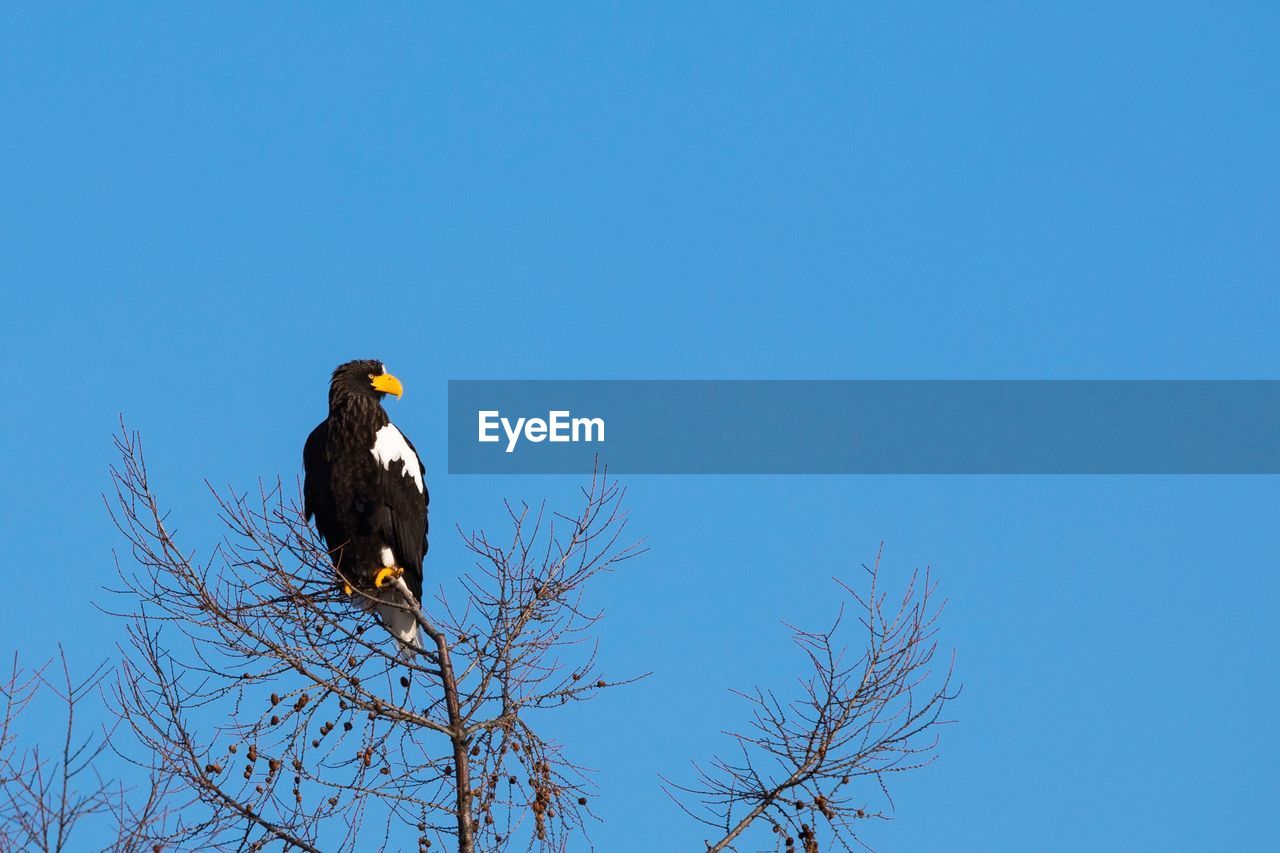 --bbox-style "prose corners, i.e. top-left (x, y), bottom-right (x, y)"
top-left (2, 3), bottom-right (1277, 850)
